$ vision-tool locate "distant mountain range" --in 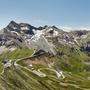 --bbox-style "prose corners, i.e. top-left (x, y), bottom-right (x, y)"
top-left (0, 21), bottom-right (89, 53)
